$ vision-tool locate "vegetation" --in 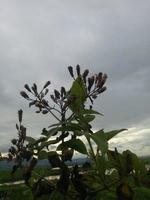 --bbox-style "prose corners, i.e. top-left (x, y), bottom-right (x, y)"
top-left (0, 66), bottom-right (150, 199)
